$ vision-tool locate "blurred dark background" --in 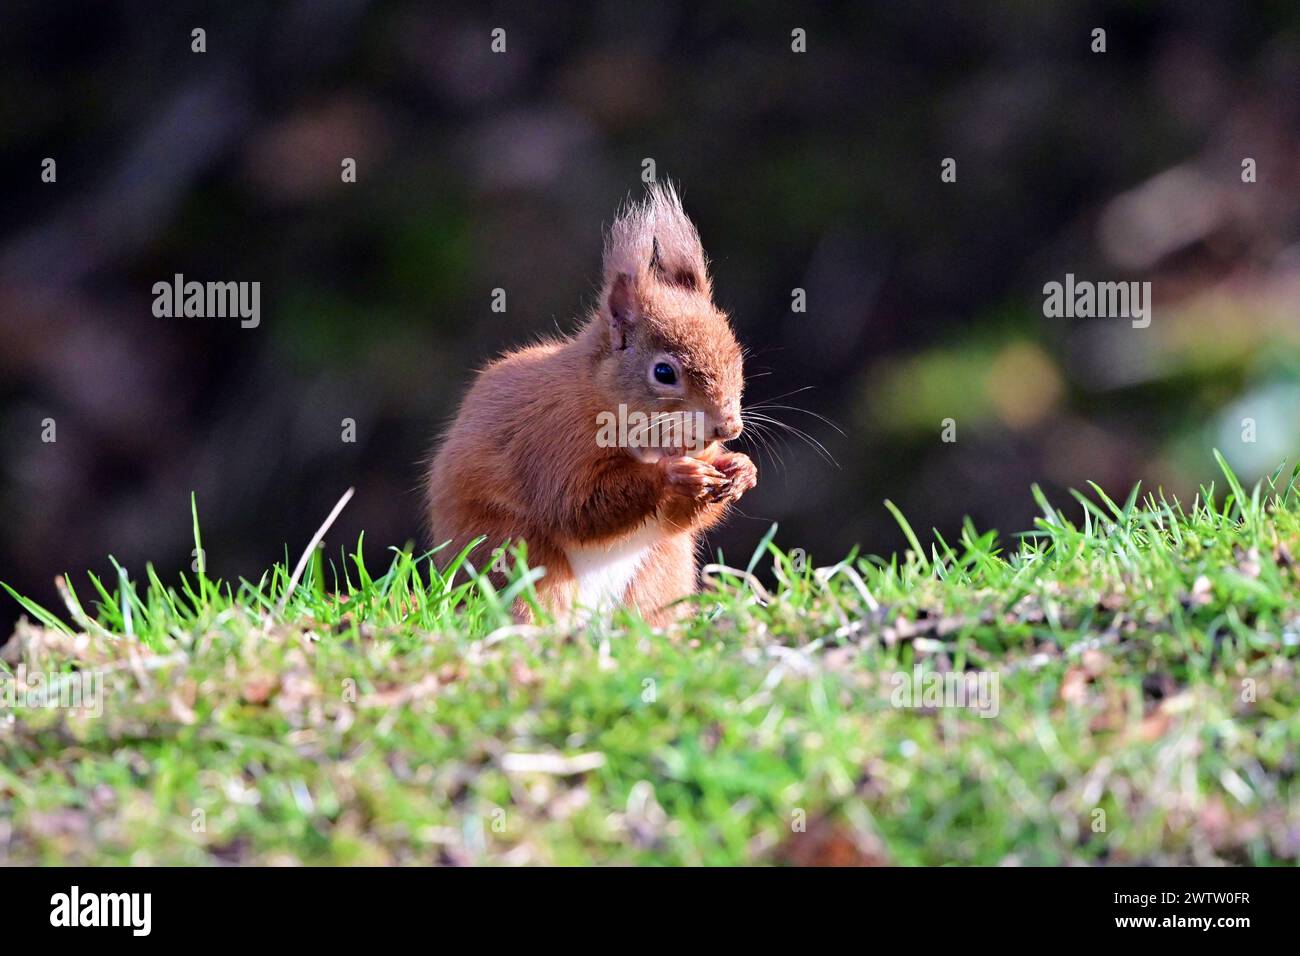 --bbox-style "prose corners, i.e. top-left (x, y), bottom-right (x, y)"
top-left (3, 0), bottom-right (1300, 633)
